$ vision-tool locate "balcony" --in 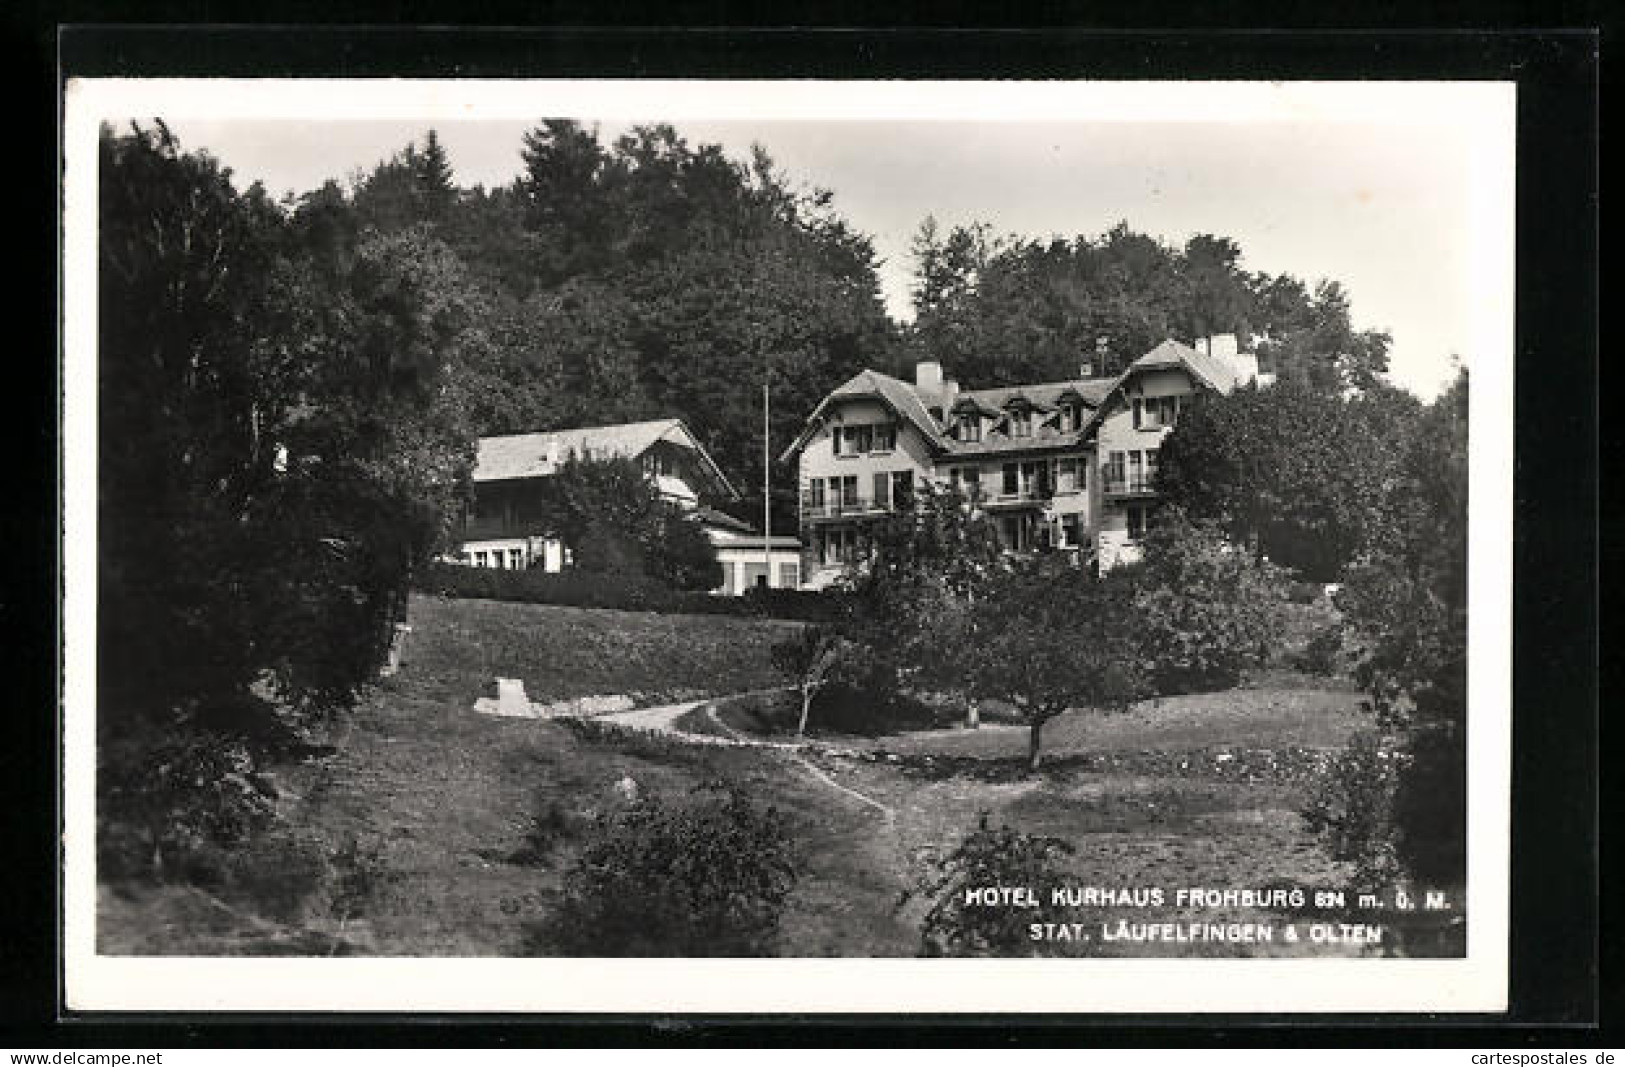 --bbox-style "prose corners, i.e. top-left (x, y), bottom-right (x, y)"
top-left (1103, 477), bottom-right (1157, 499)
top-left (800, 493), bottom-right (891, 521)
top-left (983, 486), bottom-right (1053, 508)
